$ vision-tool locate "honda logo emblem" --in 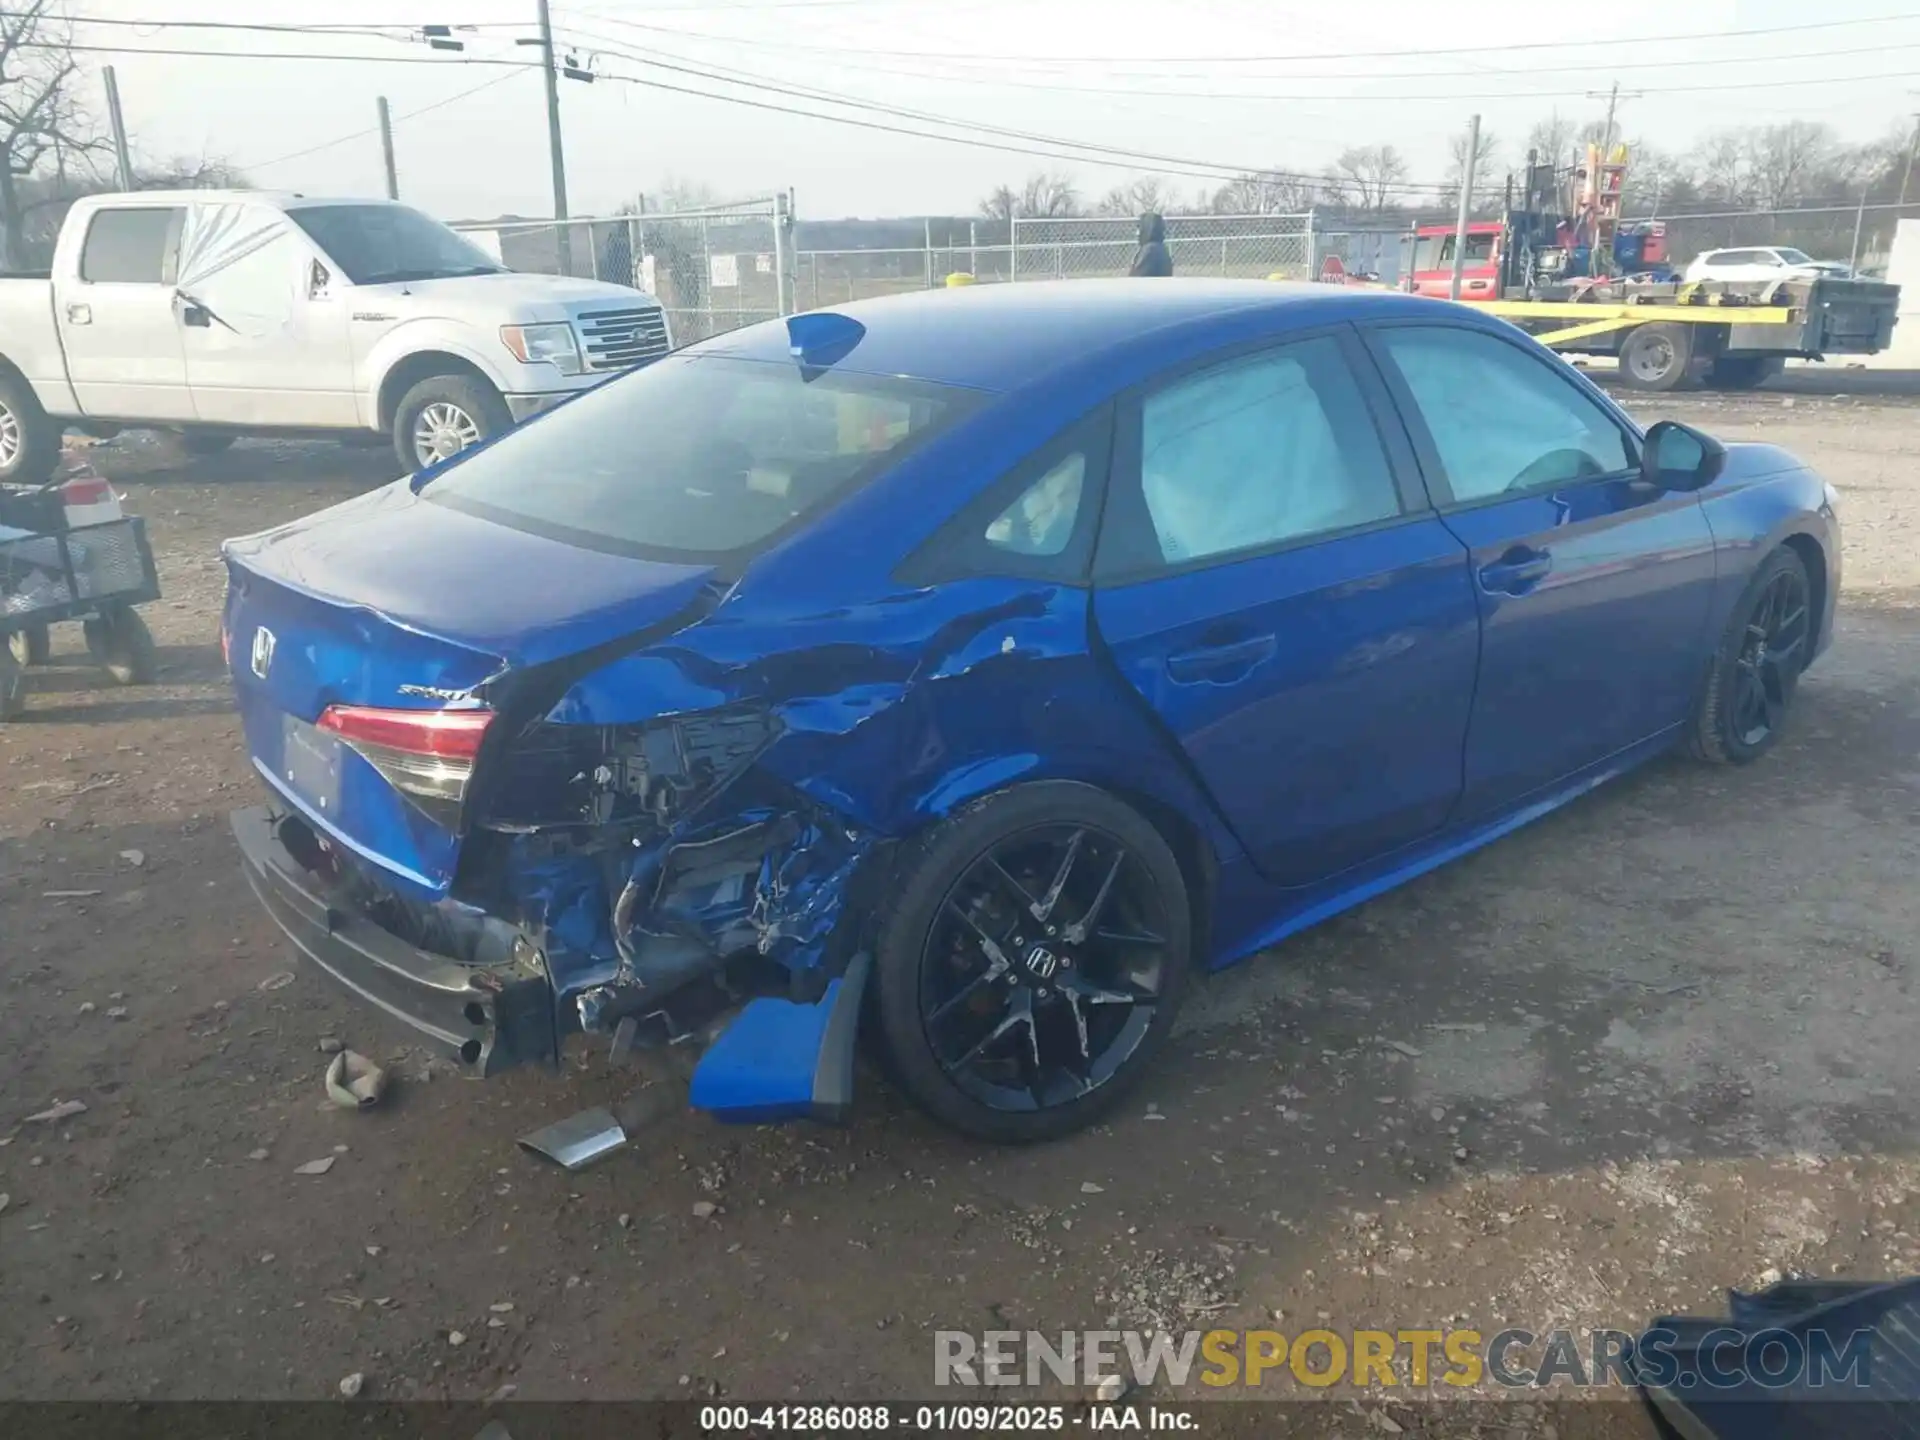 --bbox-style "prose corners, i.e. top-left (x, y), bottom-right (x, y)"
top-left (1025, 946), bottom-right (1060, 981)
top-left (250, 626), bottom-right (276, 680)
